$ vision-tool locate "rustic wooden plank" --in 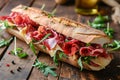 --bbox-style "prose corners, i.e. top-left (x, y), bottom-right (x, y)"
top-left (32, 0), bottom-right (56, 12)
top-left (55, 3), bottom-right (77, 20)
top-left (29, 53), bottom-right (60, 80)
top-left (0, 38), bottom-right (36, 80)
top-left (0, 0), bottom-right (9, 11)
top-left (0, 0), bottom-right (34, 15)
